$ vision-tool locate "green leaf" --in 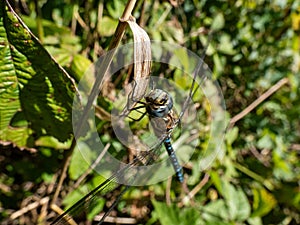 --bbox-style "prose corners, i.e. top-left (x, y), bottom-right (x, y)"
top-left (251, 187), bottom-right (277, 217)
top-left (62, 184), bottom-right (90, 210)
top-left (9, 110), bottom-right (28, 127)
top-left (98, 16), bottom-right (118, 37)
top-left (0, 1), bottom-right (78, 148)
top-left (247, 217), bottom-right (263, 225)
top-left (70, 54), bottom-right (92, 82)
top-left (20, 15), bottom-right (71, 37)
top-left (35, 136), bottom-right (71, 149)
top-left (210, 171), bottom-right (223, 194)
top-left (201, 200), bottom-right (231, 224)
top-left (220, 180), bottom-right (251, 221)
top-left (218, 34), bottom-right (236, 55)
top-left (225, 126), bottom-right (239, 146)
top-left (107, 0), bottom-right (125, 19)
top-left (152, 200), bottom-right (201, 225)
top-left (232, 187), bottom-right (251, 221)
top-left (257, 133), bottom-right (274, 149)
top-left (211, 13), bottom-right (225, 31)
top-left (69, 141), bottom-right (95, 180)
top-left (86, 197), bottom-right (105, 220)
